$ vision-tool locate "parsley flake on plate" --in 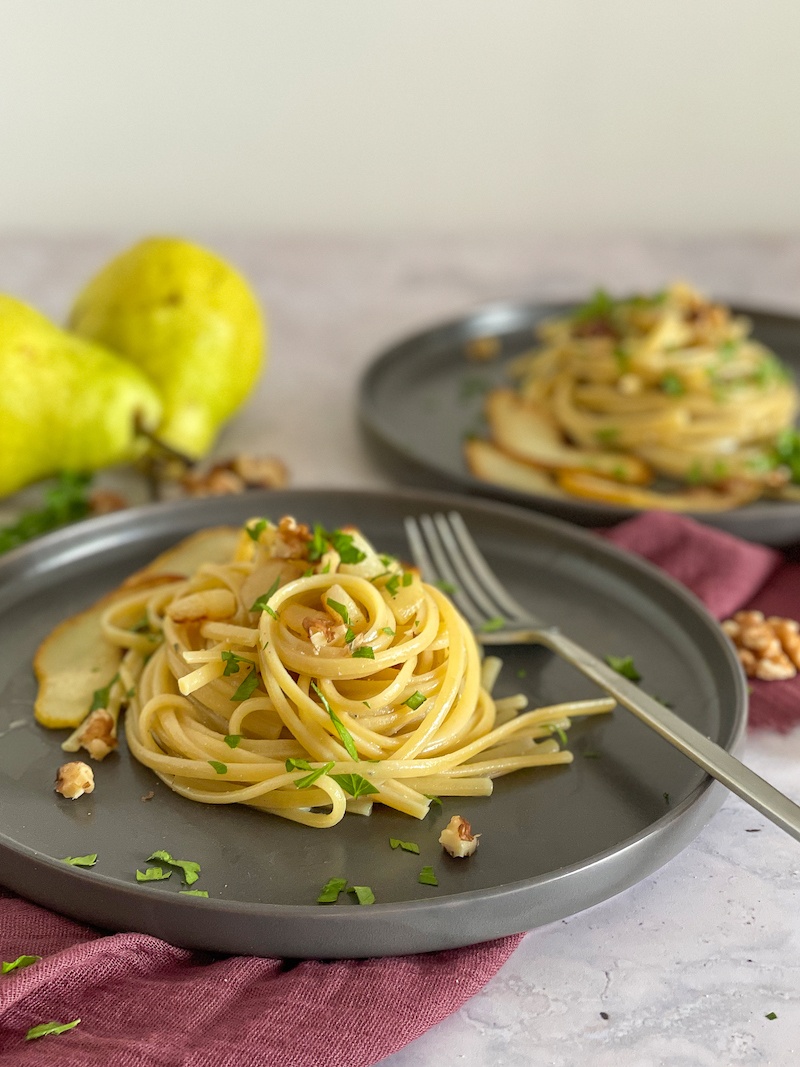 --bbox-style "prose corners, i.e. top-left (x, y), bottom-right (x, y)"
top-left (147, 850), bottom-right (200, 885)
top-left (136, 867), bottom-right (172, 882)
top-left (317, 877), bottom-right (348, 904)
top-left (348, 885), bottom-right (375, 906)
top-left (208, 760), bottom-right (228, 775)
top-left (418, 865), bottom-right (439, 886)
top-left (61, 854), bottom-right (97, 867)
top-left (223, 734), bottom-right (241, 749)
top-left (180, 890), bottom-right (209, 897)
top-left (389, 838), bottom-right (420, 854)
top-left (605, 655), bottom-right (642, 682)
